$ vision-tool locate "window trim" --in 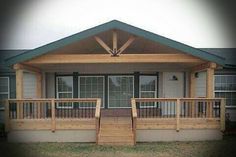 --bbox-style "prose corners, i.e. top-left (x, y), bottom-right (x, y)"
top-left (139, 75), bottom-right (157, 108)
top-left (78, 75), bottom-right (105, 108)
top-left (214, 74), bottom-right (236, 108)
top-left (108, 75), bottom-right (134, 108)
top-left (0, 77), bottom-right (10, 110)
top-left (56, 76), bottom-right (74, 109)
